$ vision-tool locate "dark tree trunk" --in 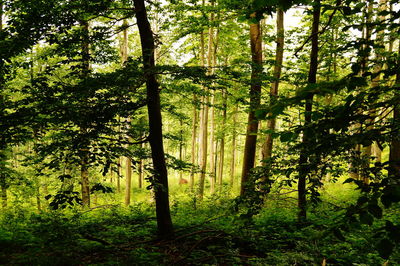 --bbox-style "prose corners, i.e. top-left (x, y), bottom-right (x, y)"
top-left (240, 14), bottom-right (262, 196)
top-left (0, 2), bottom-right (6, 209)
top-left (133, 0), bottom-right (174, 238)
top-left (80, 20), bottom-right (90, 208)
top-left (298, 0), bottom-right (320, 222)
